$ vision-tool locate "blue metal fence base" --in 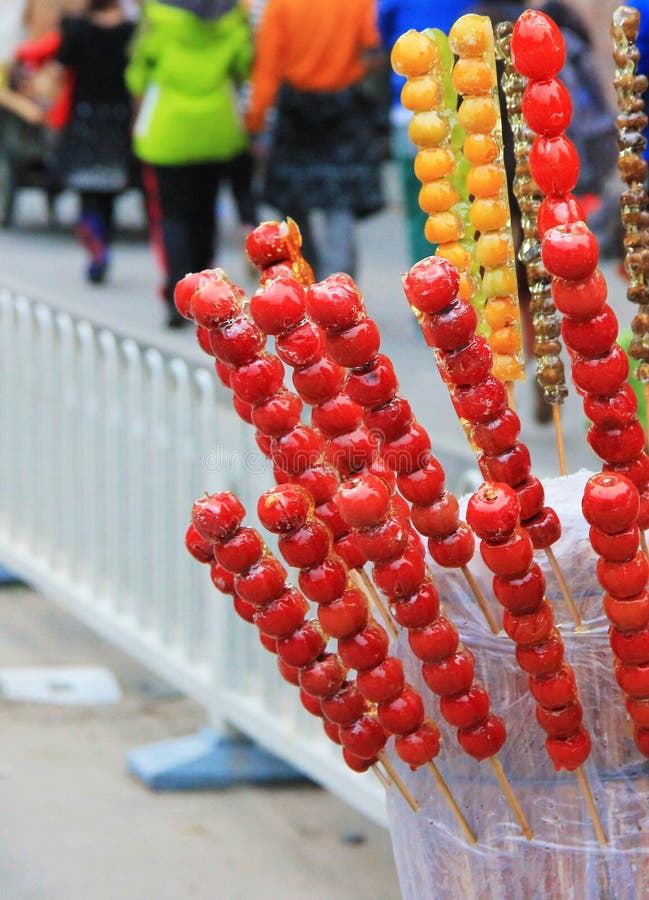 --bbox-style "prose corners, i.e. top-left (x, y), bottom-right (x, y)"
top-left (0, 565), bottom-right (20, 584)
top-left (127, 727), bottom-right (306, 790)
